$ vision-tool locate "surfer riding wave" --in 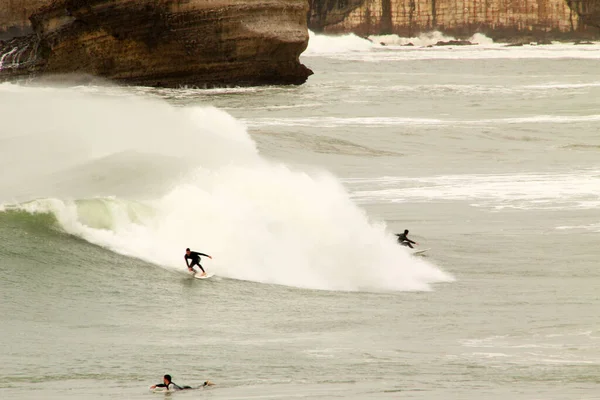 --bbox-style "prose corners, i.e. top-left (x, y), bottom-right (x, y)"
top-left (185, 248), bottom-right (212, 275)
top-left (396, 229), bottom-right (418, 249)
